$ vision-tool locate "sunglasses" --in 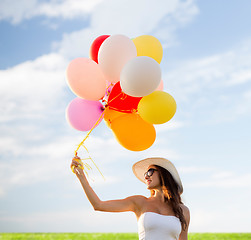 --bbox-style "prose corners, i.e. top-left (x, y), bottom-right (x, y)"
top-left (144, 168), bottom-right (157, 178)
